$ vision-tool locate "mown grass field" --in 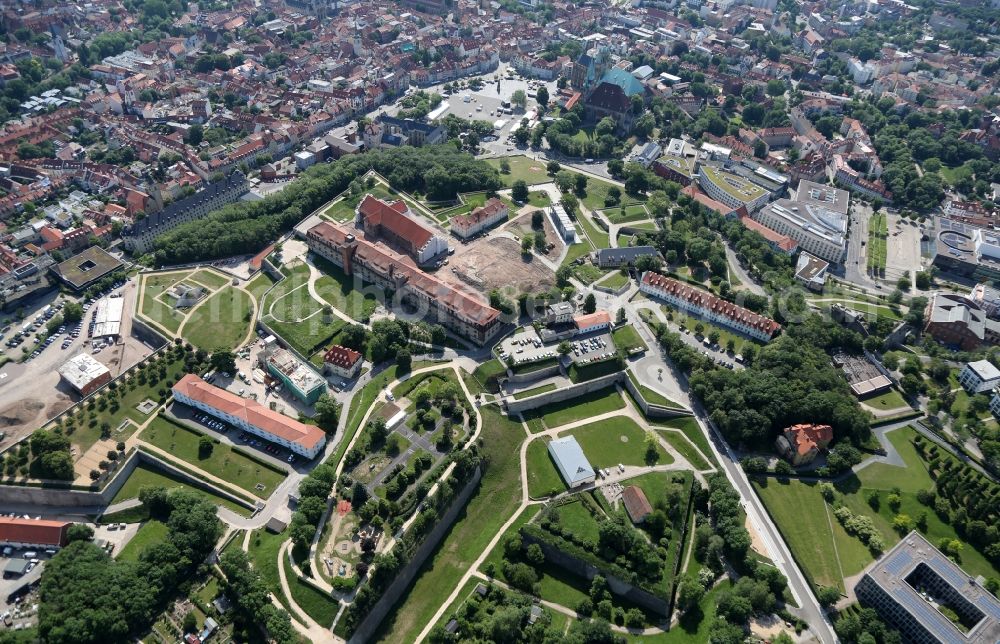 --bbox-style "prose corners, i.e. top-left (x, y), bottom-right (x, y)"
top-left (559, 417), bottom-right (670, 468)
top-left (110, 464), bottom-right (251, 516)
top-left (520, 386), bottom-right (625, 432)
top-left (182, 286), bottom-right (254, 351)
